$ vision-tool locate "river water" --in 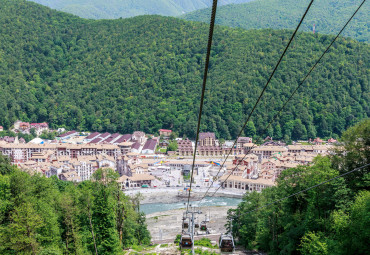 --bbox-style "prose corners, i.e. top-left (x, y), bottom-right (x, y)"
top-left (141, 196), bottom-right (242, 214)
